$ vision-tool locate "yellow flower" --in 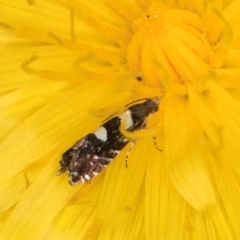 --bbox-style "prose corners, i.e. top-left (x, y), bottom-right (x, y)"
top-left (1, 0), bottom-right (240, 239)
